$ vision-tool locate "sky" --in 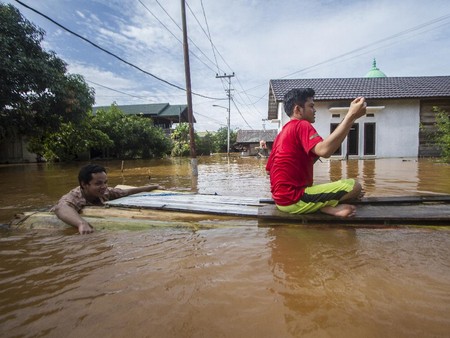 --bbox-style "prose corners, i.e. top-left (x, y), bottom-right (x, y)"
top-left (4, 0), bottom-right (450, 131)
